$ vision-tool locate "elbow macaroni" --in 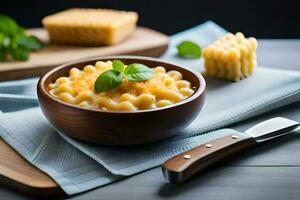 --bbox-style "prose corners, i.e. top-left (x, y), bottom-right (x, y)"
top-left (48, 61), bottom-right (195, 111)
top-left (202, 32), bottom-right (257, 81)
